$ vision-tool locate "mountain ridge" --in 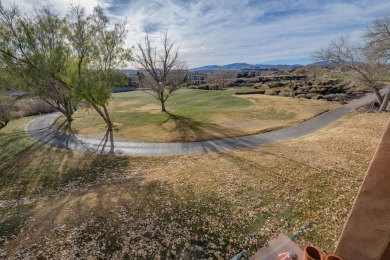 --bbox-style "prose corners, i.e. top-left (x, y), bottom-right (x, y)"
top-left (190, 63), bottom-right (303, 71)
